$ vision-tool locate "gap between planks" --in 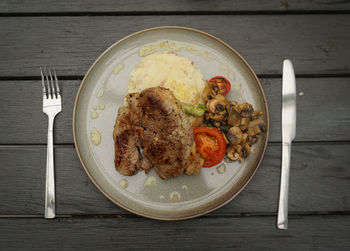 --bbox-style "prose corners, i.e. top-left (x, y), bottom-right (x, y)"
top-left (1, 10), bottom-right (350, 17)
top-left (0, 211), bottom-right (349, 219)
